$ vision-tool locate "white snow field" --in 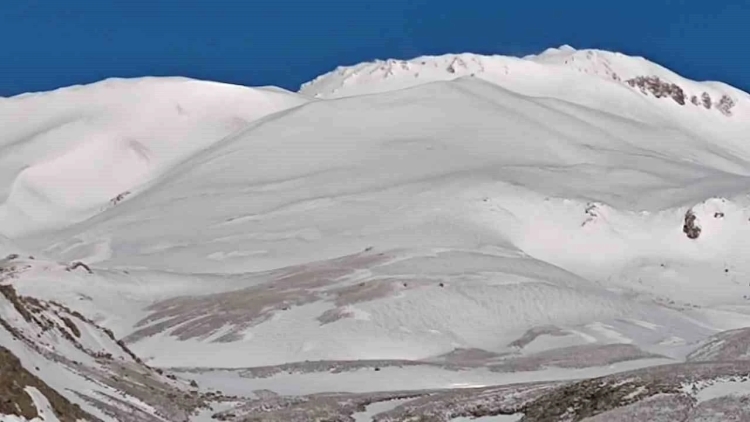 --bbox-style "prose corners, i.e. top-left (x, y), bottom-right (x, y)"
top-left (2, 46), bottom-right (750, 421)
top-left (0, 77), bottom-right (308, 236)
